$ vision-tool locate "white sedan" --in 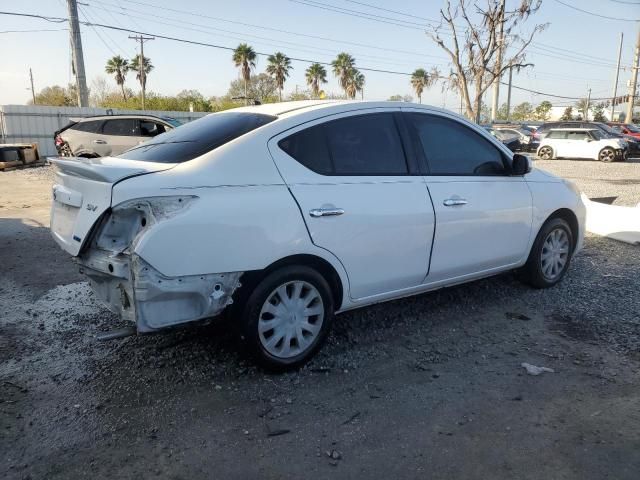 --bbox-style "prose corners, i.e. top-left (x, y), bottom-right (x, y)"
top-left (50, 101), bottom-right (585, 369)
